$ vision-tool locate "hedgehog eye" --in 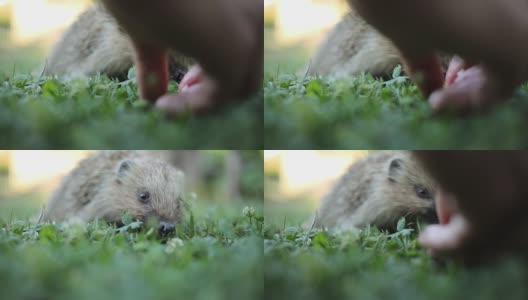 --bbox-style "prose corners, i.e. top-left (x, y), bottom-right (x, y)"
top-left (138, 191), bottom-right (151, 204)
top-left (414, 185), bottom-right (432, 200)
